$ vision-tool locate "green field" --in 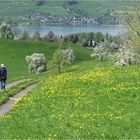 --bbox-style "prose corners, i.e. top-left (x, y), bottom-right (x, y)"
top-left (0, 59), bottom-right (140, 138)
top-left (0, 1), bottom-right (139, 139)
top-left (0, 0), bottom-right (134, 22)
top-left (0, 39), bottom-right (91, 81)
top-left (72, 0), bottom-right (134, 16)
top-left (0, 39), bottom-right (140, 138)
